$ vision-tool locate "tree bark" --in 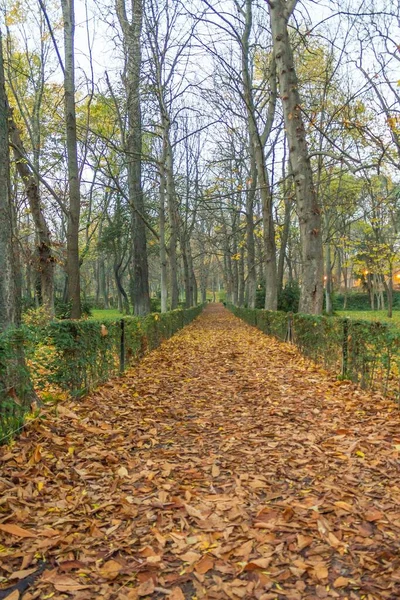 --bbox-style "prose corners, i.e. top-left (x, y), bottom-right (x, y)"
top-left (116, 0), bottom-right (150, 316)
top-left (242, 0), bottom-right (277, 309)
top-left (61, 0), bottom-right (81, 319)
top-left (159, 161), bottom-right (168, 313)
top-left (163, 126), bottom-right (179, 309)
top-left (0, 35), bottom-right (18, 331)
top-left (269, 0), bottom-right (324, 314)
